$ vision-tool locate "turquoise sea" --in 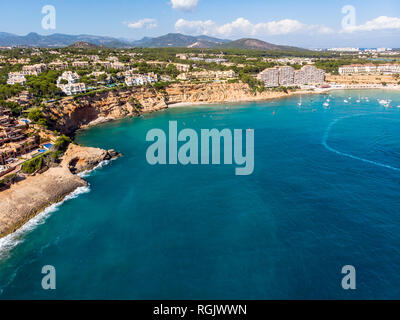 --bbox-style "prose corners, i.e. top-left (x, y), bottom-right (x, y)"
top-left (0, 90), bottom-right (400, 299)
